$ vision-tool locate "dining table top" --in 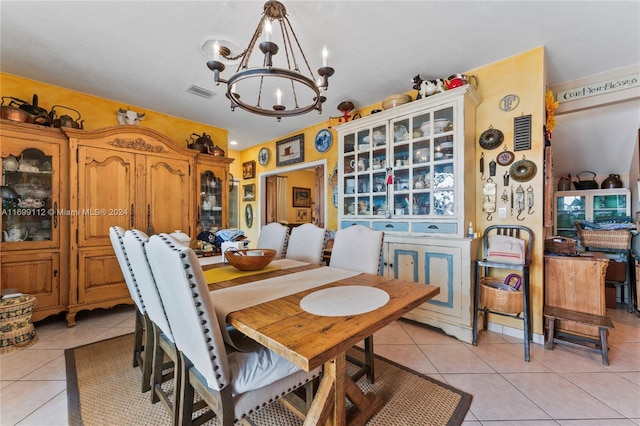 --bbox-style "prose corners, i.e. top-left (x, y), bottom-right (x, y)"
top-left (202, 258), bottom-right (440, 372)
